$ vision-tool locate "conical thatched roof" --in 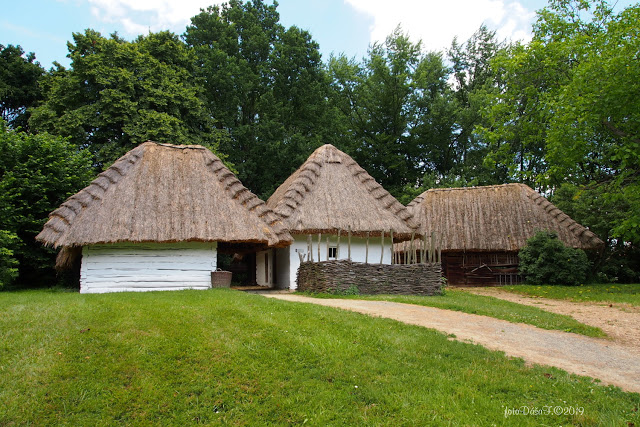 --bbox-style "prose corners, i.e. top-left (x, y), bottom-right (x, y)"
top-left (401, 183), bottom-right (603, 252)
top-left (266, 144), bottom-right (419, 240)
top-left (37, 142), bottom-right (292, 249)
